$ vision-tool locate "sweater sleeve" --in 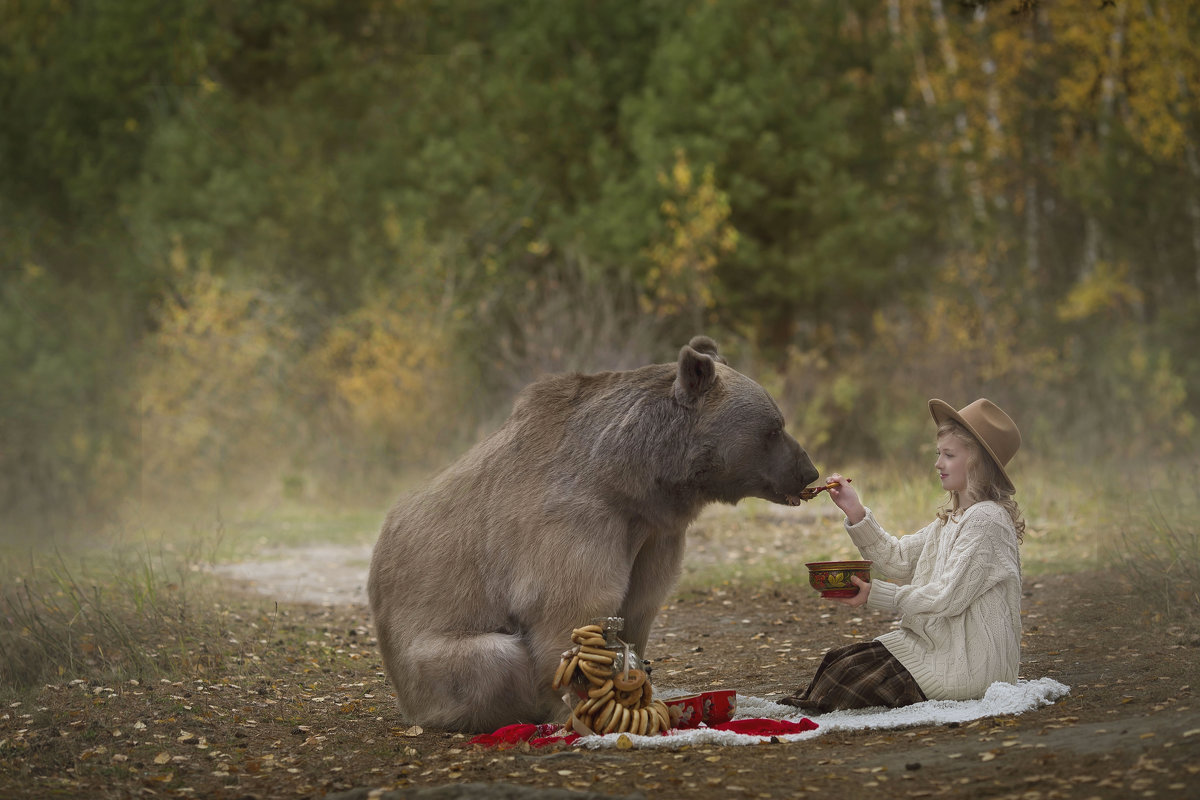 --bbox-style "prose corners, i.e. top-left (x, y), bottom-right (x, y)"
top-left (843, 508), bottom-right (937, 584)
top-left (866, 508), bottom-right (1015, 620)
